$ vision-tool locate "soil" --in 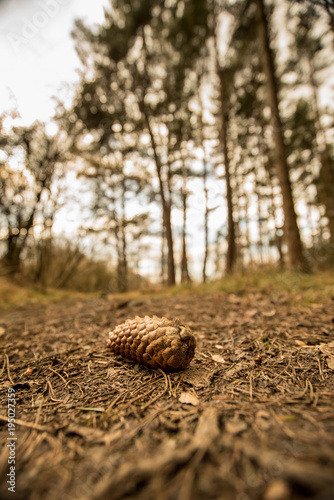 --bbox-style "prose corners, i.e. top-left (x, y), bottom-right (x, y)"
top-left (0, 288), bottom-right (334, 500)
